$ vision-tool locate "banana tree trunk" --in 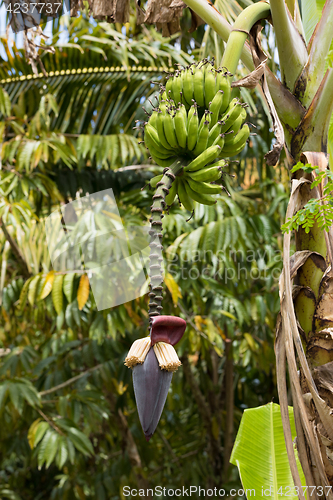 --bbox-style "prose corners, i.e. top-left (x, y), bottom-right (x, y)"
top-left (181, 0), bottom-right (333, 492)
